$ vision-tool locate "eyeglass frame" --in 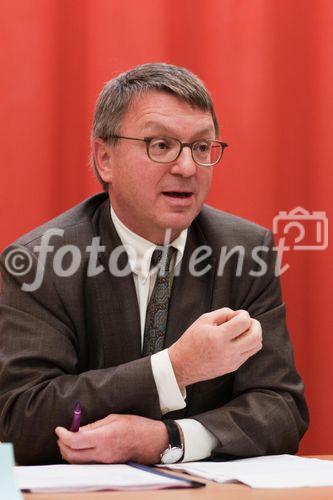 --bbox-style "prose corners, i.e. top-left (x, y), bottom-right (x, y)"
top-left (107, 135), bottom-right (228, 167)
